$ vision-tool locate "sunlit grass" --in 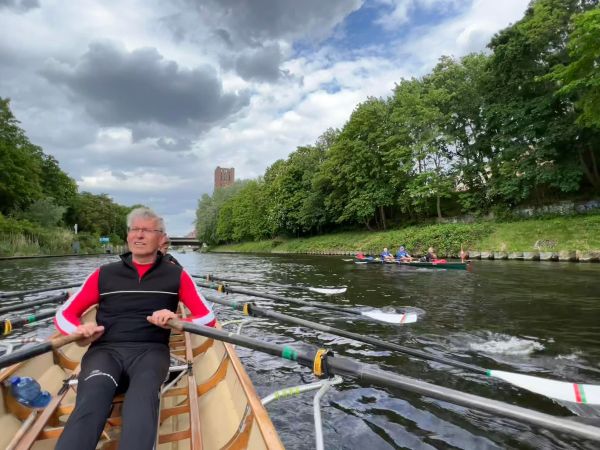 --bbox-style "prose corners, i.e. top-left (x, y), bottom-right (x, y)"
top-left (208, 214), bottom-right (600, 255)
